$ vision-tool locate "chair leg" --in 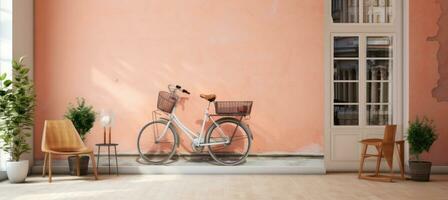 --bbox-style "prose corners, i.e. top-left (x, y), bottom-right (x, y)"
top-left (48, 153), bottom-right (52, 183)
top-left (358, 144), bottom-right (368, 178)
top-left (42, 152), bottom-right (48, 177)
top-left (389, 149), bottom-right (395, 178)
top-left (90, 152), bottom-right (98, 180)
top-left (375, 146), bottom-right (382, 176)
top-left (396, 141), bottom-right (405, 180)
top-left (76, 155), bottom-right (81, 176)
